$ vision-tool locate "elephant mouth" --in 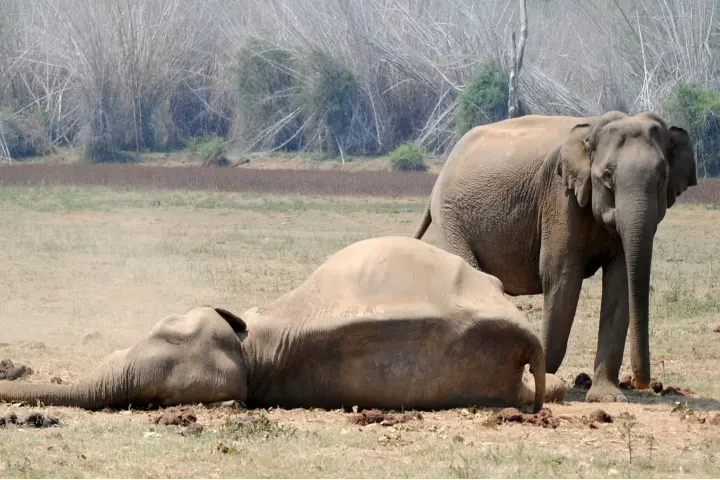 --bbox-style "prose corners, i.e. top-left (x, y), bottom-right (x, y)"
top-left (601, 208), bottom-right (617, 229)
